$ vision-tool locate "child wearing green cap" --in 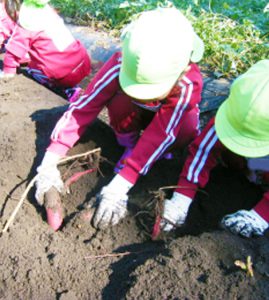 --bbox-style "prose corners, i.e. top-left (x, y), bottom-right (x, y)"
top-left (33, 8), bottom-right (205, 231)
top-left (161, 59), bottom-right (269, 238)
top-left (0, 0), bottom-right (91, 101)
